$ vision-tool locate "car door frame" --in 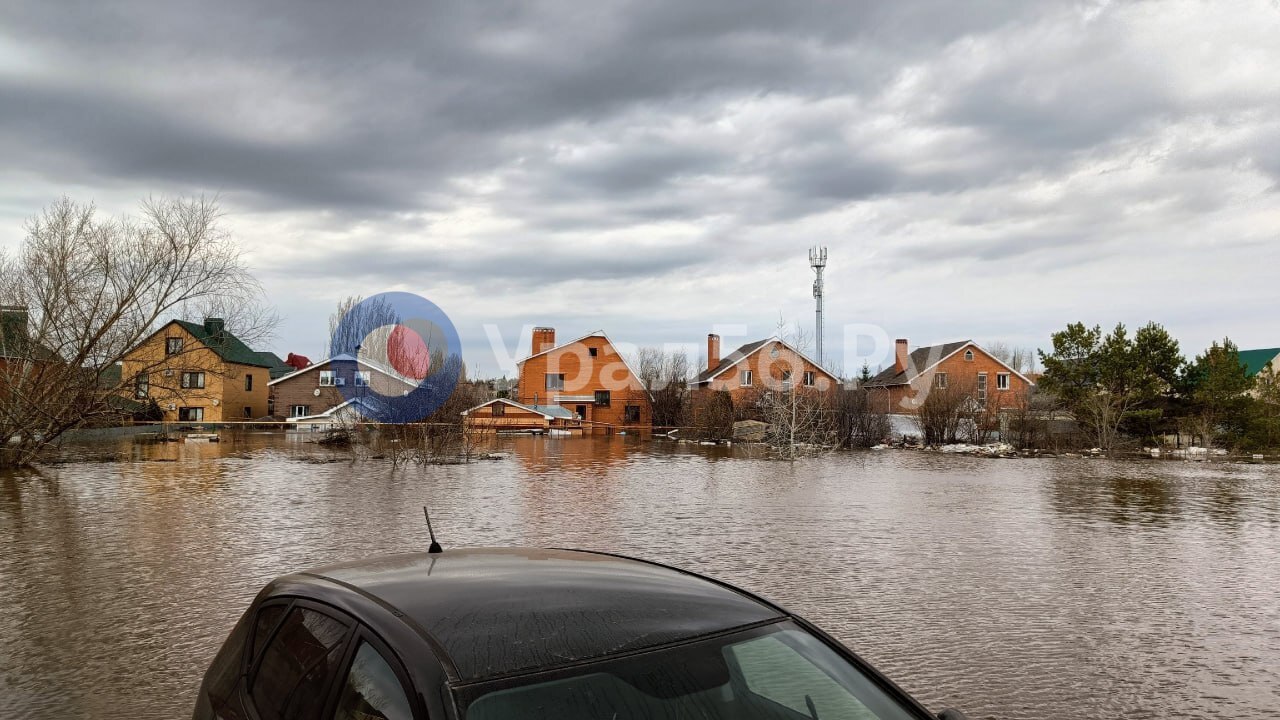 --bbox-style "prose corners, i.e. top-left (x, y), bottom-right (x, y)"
top-left (238, 597), bottom-right (358, 720)
top-left (328, 623), bottom-right (429, 720)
